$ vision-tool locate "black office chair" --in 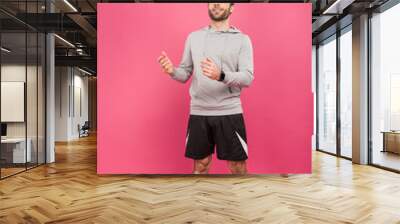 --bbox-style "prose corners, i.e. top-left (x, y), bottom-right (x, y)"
top-left (79, 121), bottom-right (90, 138)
